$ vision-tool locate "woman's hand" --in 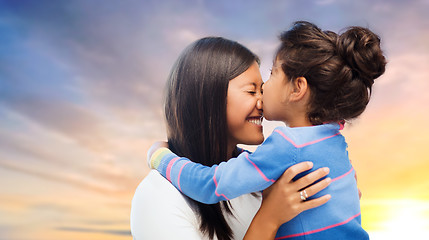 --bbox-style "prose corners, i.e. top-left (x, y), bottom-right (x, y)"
top-left (261, 162), bottom-right (331, 226)
top-left (146, 141), bottom-right (169, 168)
top-left (244, 162), bottom-right (331, 240)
